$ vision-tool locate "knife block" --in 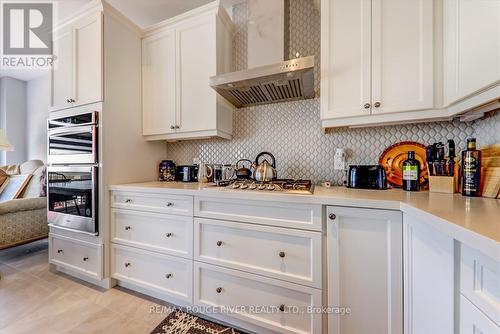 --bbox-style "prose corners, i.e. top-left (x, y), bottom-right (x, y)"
top-left (427, 161), bottom-right (459, 194)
